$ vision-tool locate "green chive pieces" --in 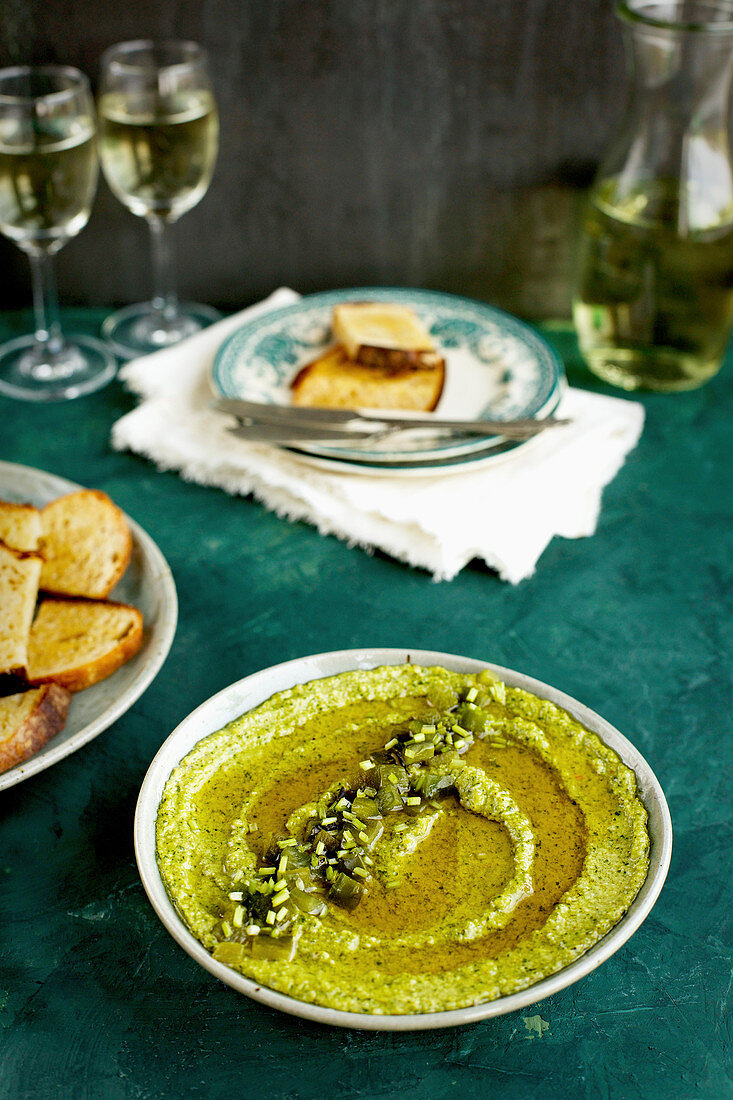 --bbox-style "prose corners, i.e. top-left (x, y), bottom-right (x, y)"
top-left (219, 675), bottom-right (508, 939)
